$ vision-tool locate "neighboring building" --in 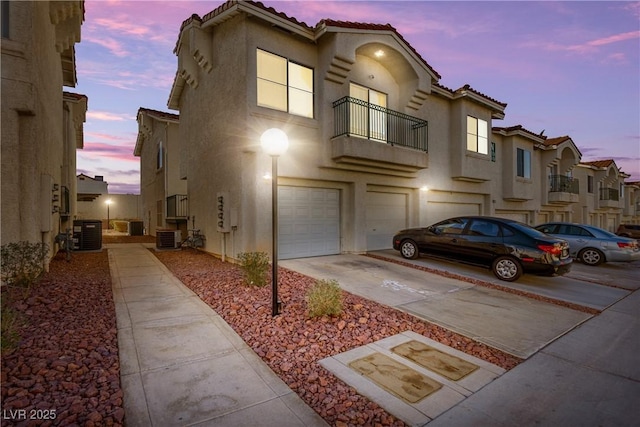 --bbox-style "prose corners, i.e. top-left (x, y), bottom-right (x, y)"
top-left (574, 160), bottom-right (630, 231)
top-left (77, 174), bottom-right (108, 200)
top-left (144, 0), bottom-right (636, 262)
top-left (1, 1), bottom-right (85, 261)
top-left (76, 174), bottom-right (143, 227)
top-left (134, 108), bottom-right (185, 236)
